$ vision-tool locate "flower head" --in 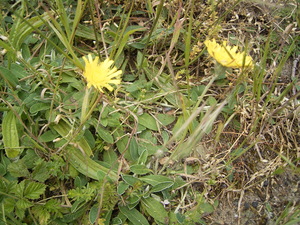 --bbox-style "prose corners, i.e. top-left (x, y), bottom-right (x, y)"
top-left (82, 54), bottom-right (122, 92)
top-left (204, 39), bottom-right (253, 68)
